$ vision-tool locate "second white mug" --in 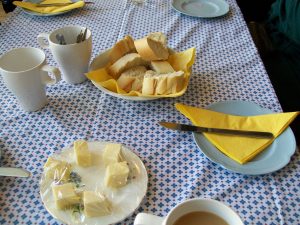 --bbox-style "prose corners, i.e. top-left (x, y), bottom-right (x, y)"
top-left (37, 25), bottom-right (92, 84)
top-left (134, 198), bottom-right (244, 225)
